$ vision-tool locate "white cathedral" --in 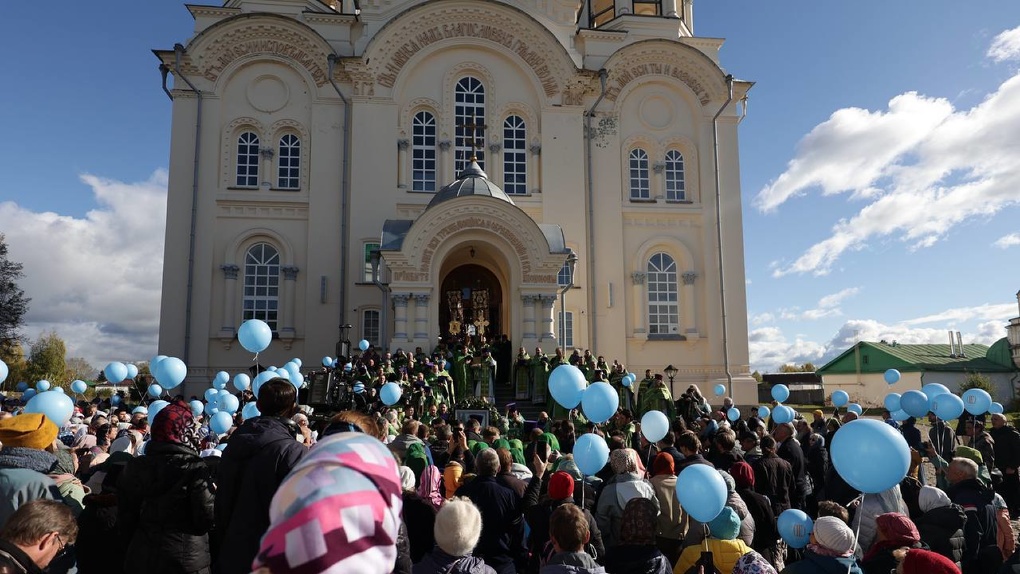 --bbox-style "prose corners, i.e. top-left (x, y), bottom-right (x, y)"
top-left (155, 0), bottom-right (757, 402)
